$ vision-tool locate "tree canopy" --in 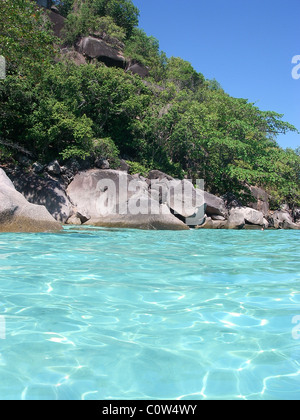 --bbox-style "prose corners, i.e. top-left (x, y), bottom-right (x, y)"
top-left (0, 0), bottom-right (57, 77)
top-left (61, 0), bottom-right (139, 43)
